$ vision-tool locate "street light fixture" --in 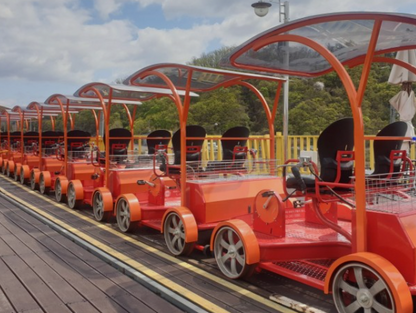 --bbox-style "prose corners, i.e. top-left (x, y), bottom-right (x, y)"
top-left (251, 0), bottom-right (289, 22)
top-left (251, 1), bottom-right (272, 17)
